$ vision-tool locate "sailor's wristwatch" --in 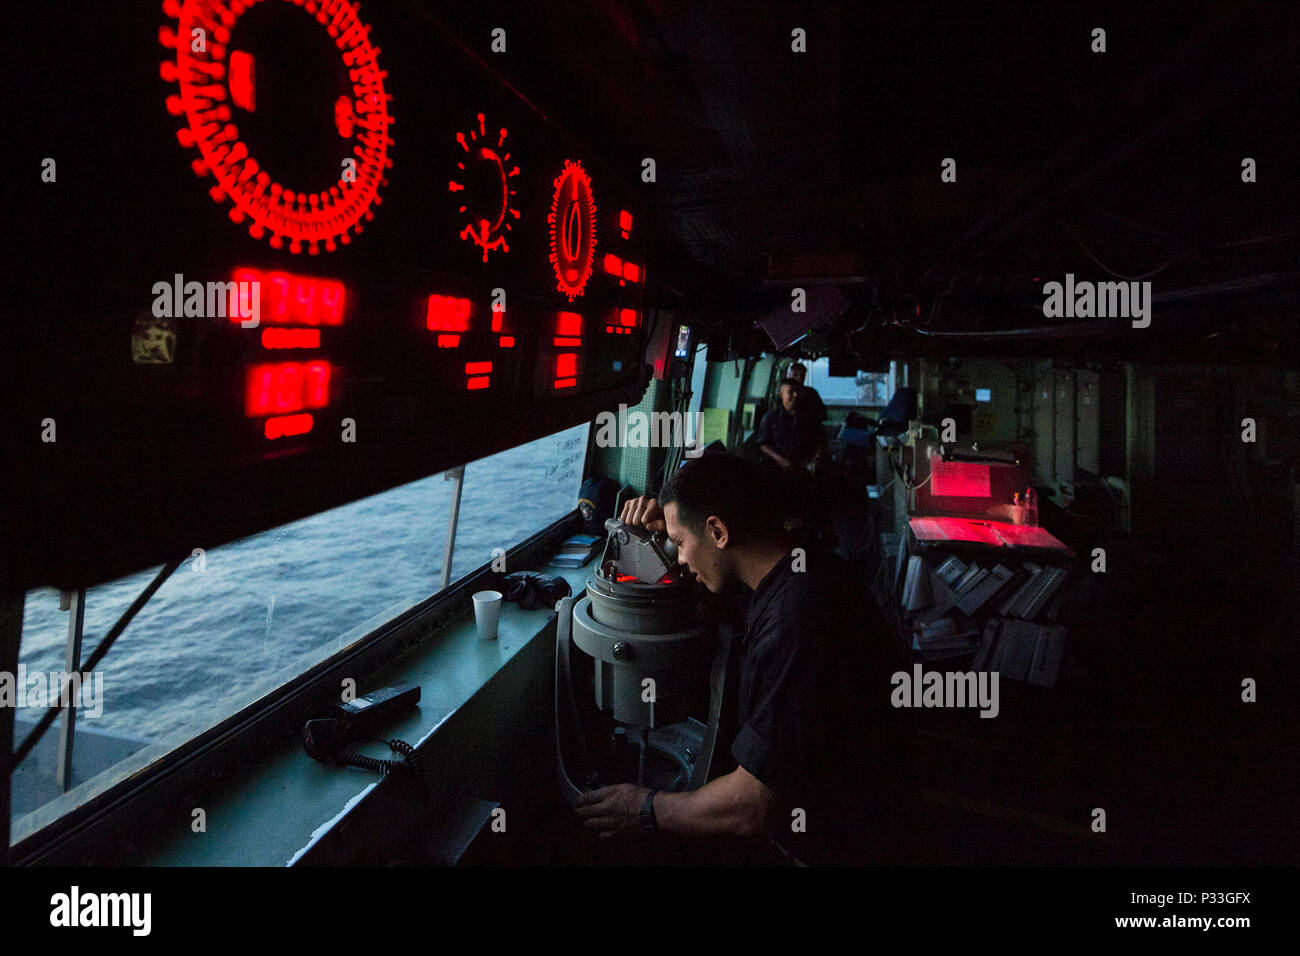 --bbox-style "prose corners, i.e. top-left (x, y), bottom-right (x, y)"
top-left (640, 789), bottom-right (660, 831)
